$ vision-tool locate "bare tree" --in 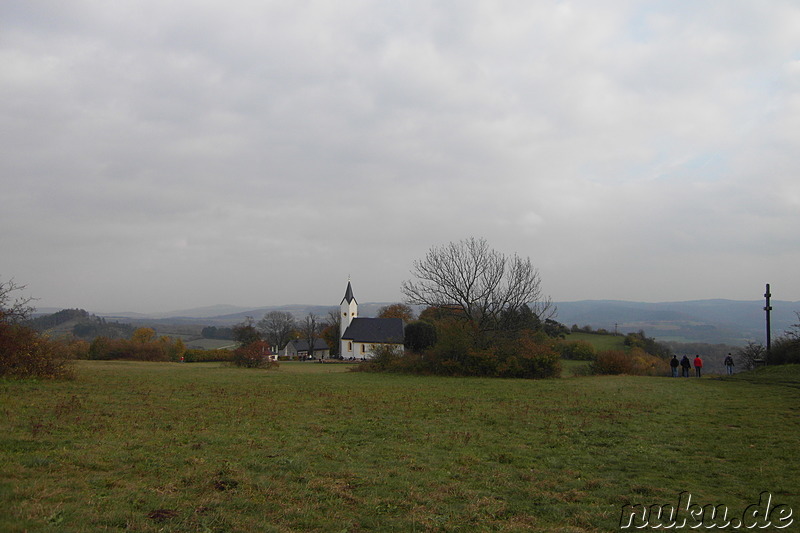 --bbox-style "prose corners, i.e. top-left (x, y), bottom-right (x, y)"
top-left (401, 237), bottom-right (554, 333)
top-left (325, 309), bottom-right (341, 333)
top-left (321, 309), bottom-right (342, 356)
top-left (257, 311), bottom-right (296, 351)
top-left (0, 277), bottom-right (36, 323)
top-left (301, 313), bottom-right (320, 360)
top-left (736, 341), bottom-right (766, 370)
top-left (785, 312), bottom-right (800, 340)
